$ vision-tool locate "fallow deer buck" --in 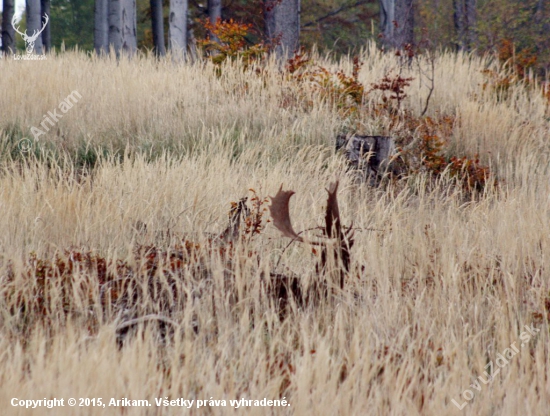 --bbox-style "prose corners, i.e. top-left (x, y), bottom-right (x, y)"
top-left (268, 180), bottom-right (355, 307)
